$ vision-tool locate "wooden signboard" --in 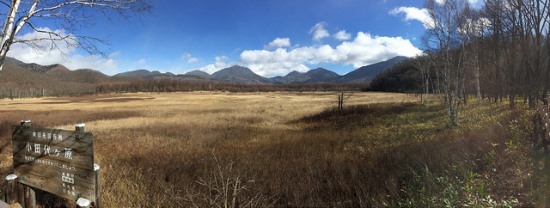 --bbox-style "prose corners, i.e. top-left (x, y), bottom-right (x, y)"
top-left (12, 125), bottom-right (96, 202)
